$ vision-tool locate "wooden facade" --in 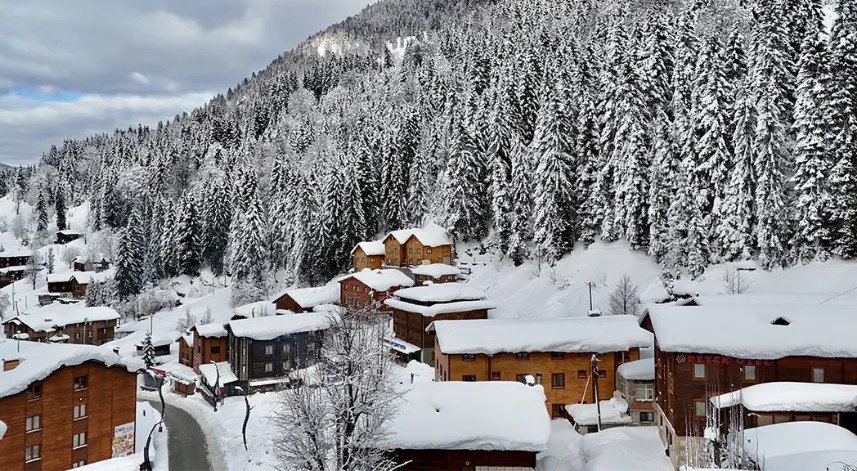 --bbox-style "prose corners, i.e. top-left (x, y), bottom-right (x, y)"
top-left (191, 329), bottom-right (228, 374)
top-left (273, 293), bottom-right (304, 313)
top-left (0, 255), bottom-right (31, 269)
top-left (616, 373), bottom-right (655, 425)
top-left (0, 362), bottom-right (137, 471)
top-left (3, 319), bottom-right (116, 345)
top-left (414, 273), bottom-right (457, 285)
top-left (390, 449), bottom-right (537, 470)
top-left (226, 328), bottom-right (322, 393)
top-left (339, 277), bottom-right (405, 312)
top-left (47, 279), bottom-right (74, 297)
top-left (352, 246), bottom-right (383, 271)
top-left (435, 344), bottom-right (640, 418)
top-left (178, 335), bottom-right (193, 368)
top-left (402, 235), bottom-right (453, 267)
top-left (54, 232), bottom-right (83, 245)
top-left (392, 308), bottom-right (488, 364)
